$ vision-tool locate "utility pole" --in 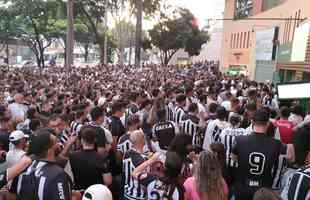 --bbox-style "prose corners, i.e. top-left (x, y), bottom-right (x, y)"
top-left (66, 0), bottom-right (74, 67)
top-left (103, 0), bottom-right (108, 65)
top-left (135, 0), bottom-right (143, 67)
